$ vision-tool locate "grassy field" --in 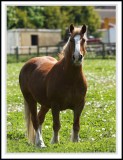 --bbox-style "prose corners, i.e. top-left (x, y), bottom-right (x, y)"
top-left (6, 58), bottom-right (116, 153)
